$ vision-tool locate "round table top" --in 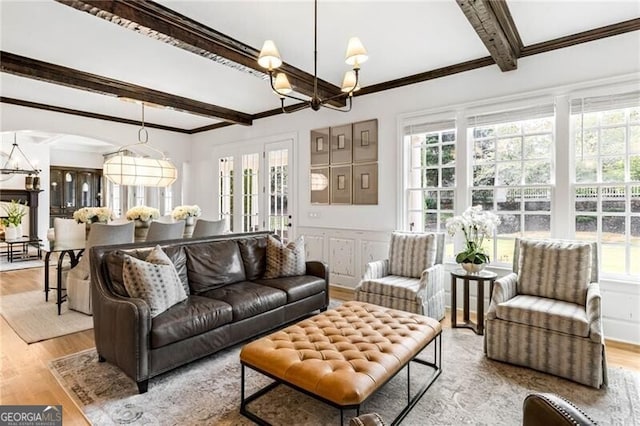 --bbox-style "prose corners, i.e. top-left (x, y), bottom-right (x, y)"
top-left (451, 269), bottom-right (498, 279)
